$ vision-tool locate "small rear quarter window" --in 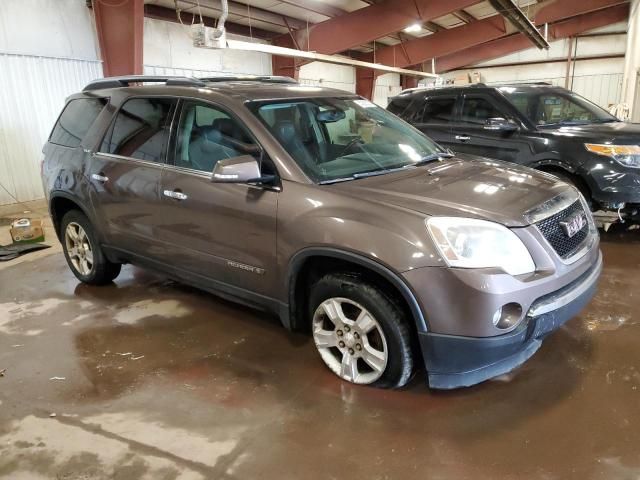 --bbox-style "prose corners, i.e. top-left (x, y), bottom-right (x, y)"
top-left (49, 98), bottom-right (107, 148)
